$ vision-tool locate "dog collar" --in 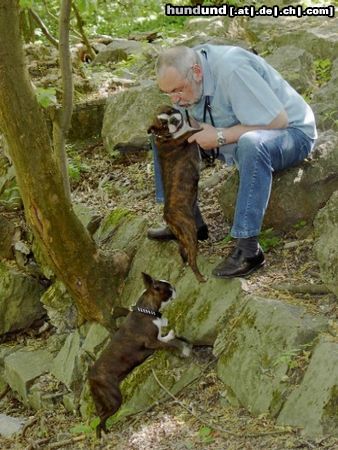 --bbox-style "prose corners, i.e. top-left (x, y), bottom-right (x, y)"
top-left (131, 306), bottom-right (162, 318)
